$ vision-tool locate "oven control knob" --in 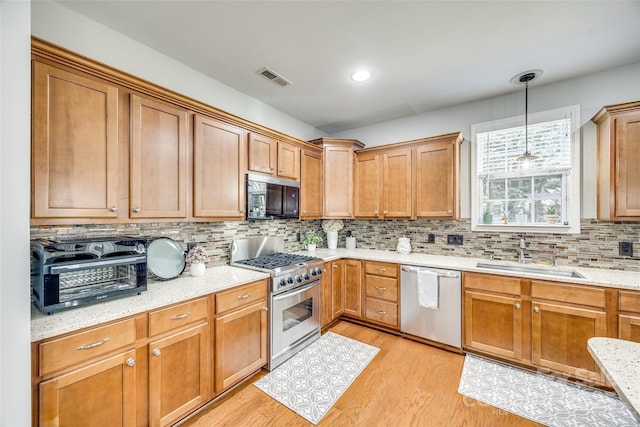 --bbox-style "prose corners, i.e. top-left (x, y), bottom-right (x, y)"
top-left (279, 278), bottom-right (286, 288)
top-left (315, 268), bottom-right (323, 276)
top-left (295, 275), bottom-right (302, 282)
top-left (311, 269), bottom-right (317, 276)
top-left (303, 273), bottom-right (310, 280)
top-left (287, 277), bottom-right (294, 284)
